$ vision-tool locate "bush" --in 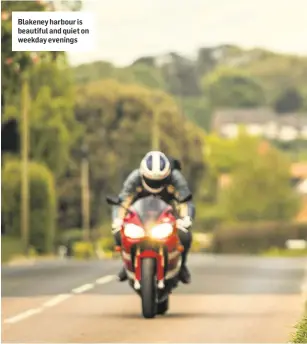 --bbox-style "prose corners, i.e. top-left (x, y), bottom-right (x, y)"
top-left (262, 247), bottom-right (307, 257)
top-left (56, 228), bottom-right (84, 256)
top-left (72, 241), bottom-right (95, 259)
top-left (2, 159), bottom-right (56, 254)
top-left (1, 236), bottom-right (37, 262)
top-left (1, 236), bottom-right (23, 262)
top-left (291, 313), bottom-right (307, 343)
top-left (97, 236), bottom-right (115, 252)
top-left (212, 221), bottom-right (307, 254)
top-left (191, 238), bottom-right (202, 253)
